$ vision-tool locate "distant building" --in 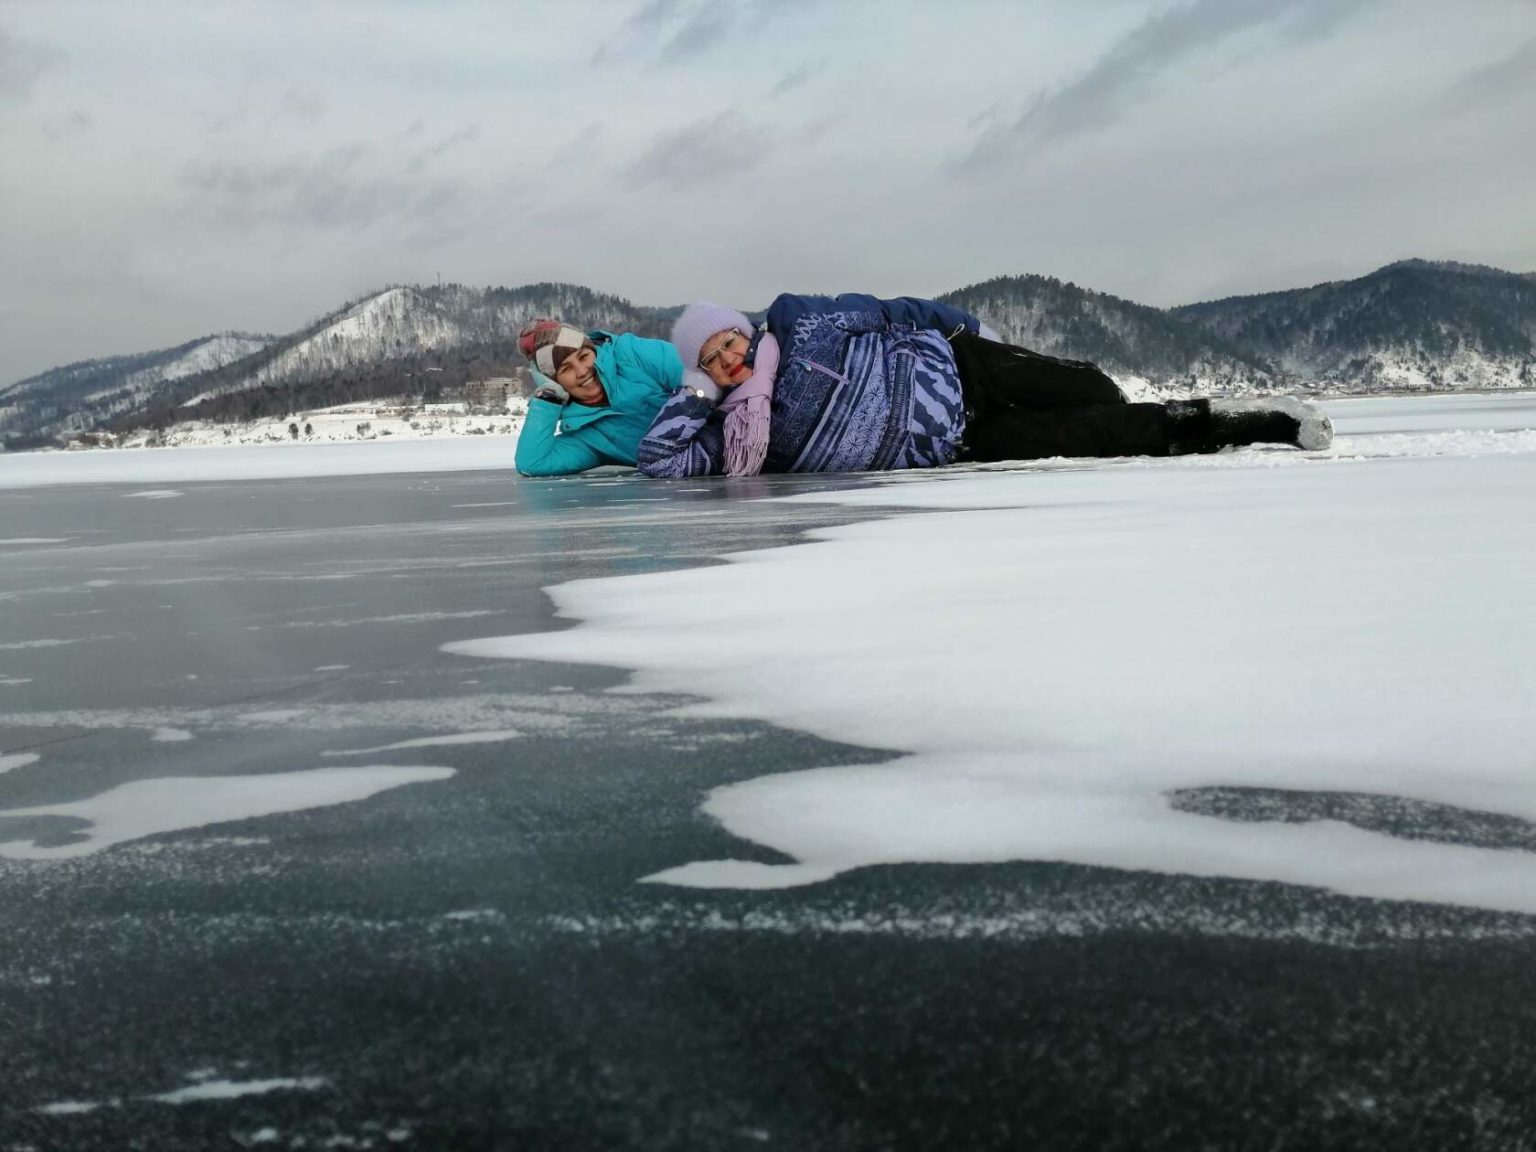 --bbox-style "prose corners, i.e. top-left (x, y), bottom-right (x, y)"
top-left (460, 378), bottom-right (506, 409)
top-left (462, 374), bottom-right (528, 410)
